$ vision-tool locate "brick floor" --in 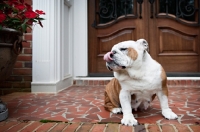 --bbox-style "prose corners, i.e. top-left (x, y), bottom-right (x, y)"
top-left (0, 121), bottom-right (200, 132)
top-left (0, 85), bottom-right (200, 132)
